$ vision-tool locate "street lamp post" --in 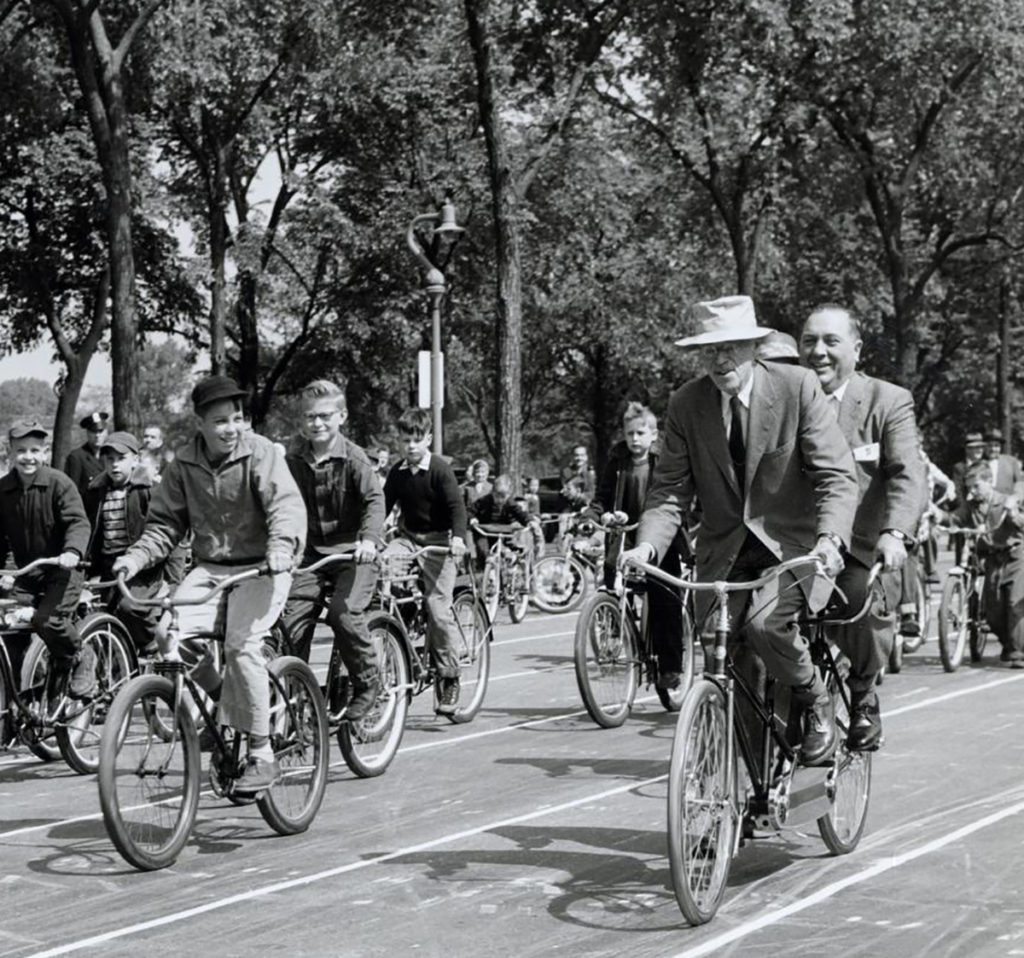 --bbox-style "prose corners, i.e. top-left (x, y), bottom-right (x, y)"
top-left (405, 199), bottom-right (464, 455)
